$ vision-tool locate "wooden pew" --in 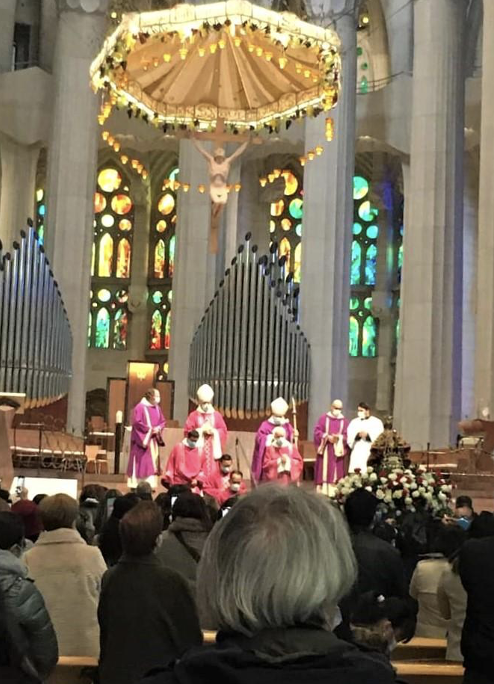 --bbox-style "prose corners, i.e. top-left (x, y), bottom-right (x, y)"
top-left (393, 661), bottom-right (463, 683)
top-left (394, 637), bottom-right (447, 661)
